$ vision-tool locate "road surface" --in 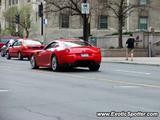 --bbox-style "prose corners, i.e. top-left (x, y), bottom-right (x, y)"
top-left (0, 57), bottom-right (159, 120)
